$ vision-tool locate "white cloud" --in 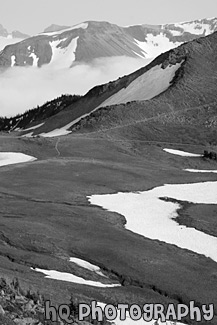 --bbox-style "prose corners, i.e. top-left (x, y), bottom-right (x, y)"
top-left (0, 56), bottom-right (151, 117)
